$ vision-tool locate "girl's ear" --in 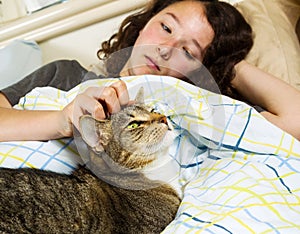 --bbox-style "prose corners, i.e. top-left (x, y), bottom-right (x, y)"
top-left (134, 87), bottom-right (145, 104)
top-left (79, 115), bottom-right (111, 152)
